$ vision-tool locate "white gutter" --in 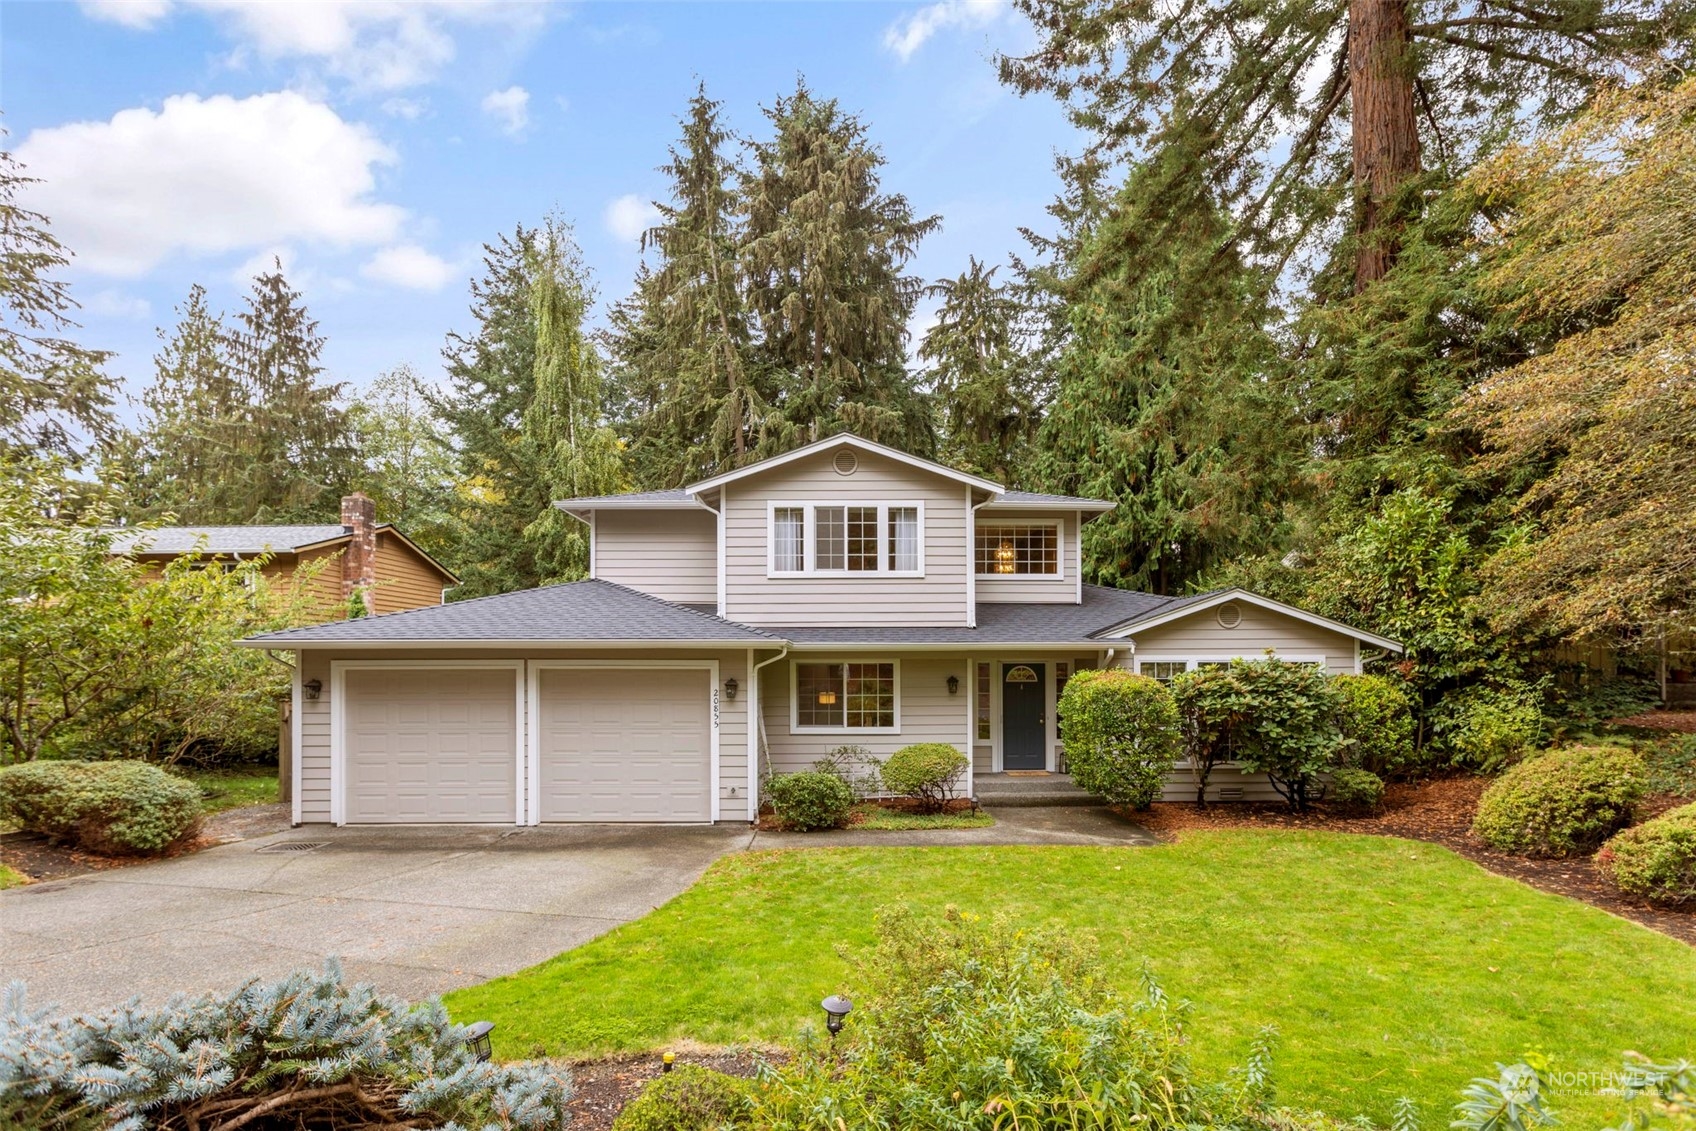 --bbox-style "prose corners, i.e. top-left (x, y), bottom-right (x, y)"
top-left (967, 492), bottom-right (997, 629)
